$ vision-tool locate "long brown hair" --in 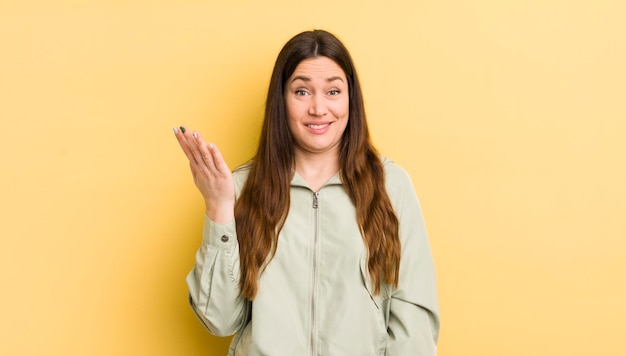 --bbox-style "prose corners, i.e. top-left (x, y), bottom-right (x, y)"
top-left (235, 29), bottom-right (400, 300)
